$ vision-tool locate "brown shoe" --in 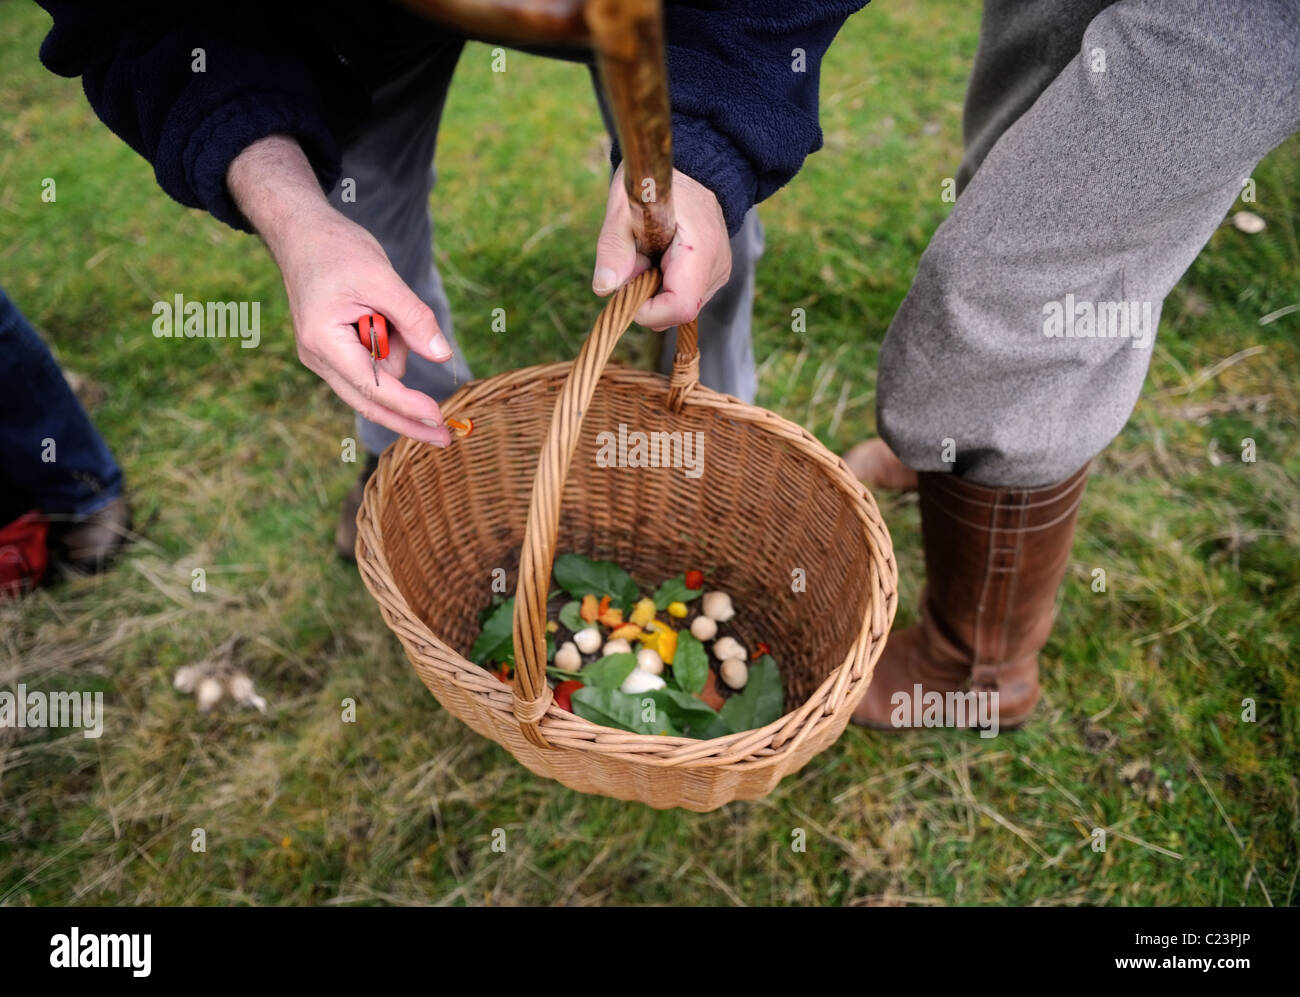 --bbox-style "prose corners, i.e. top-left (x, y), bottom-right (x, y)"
top-left (52, 495), bottom-right (132, 574)
top-left (843, 438), bottom-right (918, 492)
top-left (853, 464), bottom-right (1089, 732)
top-left (336, 453), bottom-right (380, 562)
